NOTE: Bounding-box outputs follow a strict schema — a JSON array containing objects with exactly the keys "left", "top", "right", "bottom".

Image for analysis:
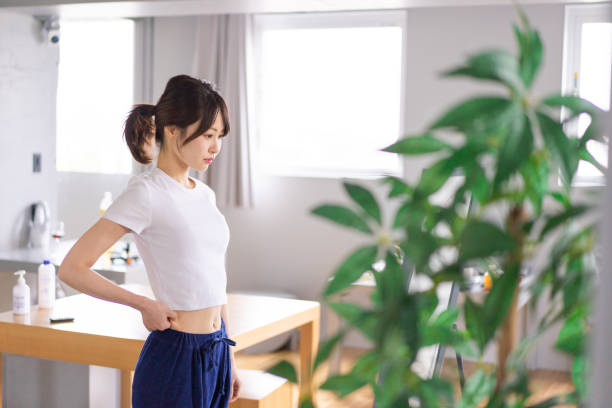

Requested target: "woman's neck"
[{"left": 156, "top": 153, "right": 193, "bottom": 188}]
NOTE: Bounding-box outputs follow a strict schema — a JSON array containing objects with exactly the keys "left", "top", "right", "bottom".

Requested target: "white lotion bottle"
[
  {"left": 13, "top": 270, "right": 31, "bottom": 315},
  {"left": 38, "top": 260, "right": 56, "bottom": 309}
]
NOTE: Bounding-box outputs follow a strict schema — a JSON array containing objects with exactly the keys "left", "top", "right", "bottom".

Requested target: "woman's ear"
[{"left": 163, "top": 125, "right": 178, "bottom": 141}]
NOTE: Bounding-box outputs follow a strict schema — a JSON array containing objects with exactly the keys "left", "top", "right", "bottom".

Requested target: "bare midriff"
[{"left": 169, "top": 304, "right": 224, "bottom": 334}]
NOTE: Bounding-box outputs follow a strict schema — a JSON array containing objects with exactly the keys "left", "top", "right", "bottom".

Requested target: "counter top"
[{"left": 0, "top": 238, "right": 143, "bottom": 274}]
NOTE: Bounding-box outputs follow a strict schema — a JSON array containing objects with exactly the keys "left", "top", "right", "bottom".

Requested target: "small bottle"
[
  {"left": 571, "top": 72, "right": 579, "bottom": 97},
  {"left": 38, "top": 260, "right": 56, "bottom": 309},
  {"left": 484, "top": 272, "right": 493, "bottom": 292},
  {"left": 99, "top": 192, "right": 113, "bottom": 216},
  {"left": 13, "top": 270, "right": 31, "bottom": 315}
]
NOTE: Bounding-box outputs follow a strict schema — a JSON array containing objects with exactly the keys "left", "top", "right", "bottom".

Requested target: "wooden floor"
[{"left": 234, "top": 346, "right": 575, "bottom": 408}]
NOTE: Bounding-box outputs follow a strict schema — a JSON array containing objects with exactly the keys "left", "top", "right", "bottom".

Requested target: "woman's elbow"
[{"left": 57, "top": 261, "right": 74, "bottom": 284}]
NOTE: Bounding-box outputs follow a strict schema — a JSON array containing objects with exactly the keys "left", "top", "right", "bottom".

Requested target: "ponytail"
[{"left": 123, "top": 104, "right": 156, "bottom": 165}]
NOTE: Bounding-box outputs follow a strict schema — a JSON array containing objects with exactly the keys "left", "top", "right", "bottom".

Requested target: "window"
[
  {"left": 251, "top": 10, "right": 407, "bottom": 179},
  {"left": 56, "top": 18, "right": 135, "bottom": 174},
  {"left": 563, "top": 4, "right": 612, "bottom": 186}
]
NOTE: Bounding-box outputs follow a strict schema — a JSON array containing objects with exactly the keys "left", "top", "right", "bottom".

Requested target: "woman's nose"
[{"left": 211, "top": 139, "right": 221, "bottom": 153}]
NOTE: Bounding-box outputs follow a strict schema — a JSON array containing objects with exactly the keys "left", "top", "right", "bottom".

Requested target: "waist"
[{"left": 170, "top": 304, "right": 224, "bottom": 334}]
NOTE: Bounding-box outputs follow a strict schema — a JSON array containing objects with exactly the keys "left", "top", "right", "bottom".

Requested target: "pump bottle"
[{"left": 13, "top": 270, "right": 31, "bottom": 315}]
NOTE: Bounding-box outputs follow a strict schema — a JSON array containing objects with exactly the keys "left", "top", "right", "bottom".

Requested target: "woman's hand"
[
  {"left": 138, "top": 297, "right": 178, "bottom": 331},
  {"left": 229, "top": 357, "right": 242, "bottom": 403}
]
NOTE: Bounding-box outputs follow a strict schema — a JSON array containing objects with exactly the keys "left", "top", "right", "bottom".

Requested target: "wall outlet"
[{"left": 33, "top": 153, "right": 41, "bottom": 173}]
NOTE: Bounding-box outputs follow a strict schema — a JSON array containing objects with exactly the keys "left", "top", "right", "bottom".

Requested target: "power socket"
[{"left": 33, "top": 153, "right": 41, "bottom": 173}]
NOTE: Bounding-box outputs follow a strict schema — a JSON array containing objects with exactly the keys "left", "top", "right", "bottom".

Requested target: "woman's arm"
[{"left": 58, "top": 218, "right": 150, "bottom": 311}]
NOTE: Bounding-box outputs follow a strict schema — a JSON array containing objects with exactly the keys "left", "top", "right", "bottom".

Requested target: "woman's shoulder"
[
  {"left": 121, "top": 171, "right": 154, "bottom": 198},
  {"left": 126, "top": 172, "right": 147, "bottom": 186}
]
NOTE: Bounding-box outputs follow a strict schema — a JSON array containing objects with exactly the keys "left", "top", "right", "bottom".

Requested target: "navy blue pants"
[{"left": 132, "top": 317, "right": 237, "bottom": 408}]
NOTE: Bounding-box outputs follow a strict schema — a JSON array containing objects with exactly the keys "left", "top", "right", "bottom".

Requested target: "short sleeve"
[
  {"left": 209, "top": 188, "right": 216, "bottom": 206},
  {"left": 102, "top": 176, "right": 151, "bottom": 234}
]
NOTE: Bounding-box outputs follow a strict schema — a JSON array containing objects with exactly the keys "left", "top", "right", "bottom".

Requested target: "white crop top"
[{"left": 102, "top": 166, "right": 230, "bottom": 310}]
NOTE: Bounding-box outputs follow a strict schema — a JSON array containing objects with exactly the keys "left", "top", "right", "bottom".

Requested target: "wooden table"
[{"left": 0, "top": 283, "right": 320, "bottom": 408}]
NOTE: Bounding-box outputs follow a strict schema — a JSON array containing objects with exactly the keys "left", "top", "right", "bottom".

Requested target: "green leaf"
[
  {"left": 319, "top": 373, "right": 368, "bottom": 398},
  {"left": 400, "top": 228, "right": 439, "bottom": 271},
  {"left": 415, "top": 142, "right": 487, "bottom": 198},
  {"left": 392, "top": 201, "right": 411, "bottom": 229},
  {"left": 423, "top": 307, "right": 475, "bottom": 357},
  {"left": 539, "top": 204, "right": 589, "bottom": 239},
  {"left": 313, "top": 328, "right": 348, "bottom": 372},
  {"left": 431, "top": 307, "right": 460, "bottom": 327},
  {"left": 549, "top": 191, "right": 570, "bottom": 209},
  {"left": 541, "top": 94, "right": 602, "bottom": 121},
  {"left": 343, "top": 182, "right": 382, "bottom": 225},
  {"left": 513, "top": 20, "right": 543, "bottom": 89},
  {"left": 420, "top": 378, "right": 454, "bottom": 406},
  {"left": 457, "top": 369, "right": 496, "bottom": 408},
  {"left": 459, "top": 220, "right": 517, "bottom": 261},
  {"left": 464, "top": 298, "right": 486, "bottom": 352},
  {"left": 520, "top": 151, "right": 549, "bottom": 215},
  {"left": 324, "top": 245, "right": 378, "bottom": 297},
  {"left": 266, "top": 360, "right": 298, "bottom": 383},
  {"left": 382, "top": 132, "right": 451, "bottom": 155},
  {"left": 555, "top": 312, "right": 586, "bottom": 355},
  {"left": 349, "top": 350, "right": 380, "bottom": 381},
  {"left": 328, "top": 301, "right": 365, "bottom": 325},
  {"left": 429, "top": 96, "right": 512, "bottom": 131},
  {"left": 482, "top": 264, "right": 520, "bottom": 343},
  {"left": 414, "top": 157, "right": 457, "bottom": 198},
  {"left": 578, "top": 146, "right": 607, "bottom": 174},
  {"left": 580, "top": 119, "right": 605, "bottom": 146},
  {"left": 299, "top": 399, "right": 315, "bottom": 408},
  {"left": 494, "top": 113, "right": 532, "bottom": 188},
  {"left": 572, "top": 355, "right": 588, "bottom": 401},
  {"left": 374, "top": 251, "right": 409, "bottom": 309},
  {"left": 464, "top": 162, "right": 489, "bottom": 203},
  {"left": 311, "top": 204, "right": 372, "bottom": 234},
  {"left": 536, "top": 112, "right": 578, "bottom": 187},
  {"left": 380, "top": 176, "right": 414, "bottom": 198},
  {"left": 443, "top": 49, "right": 523, "bottom": 92}
]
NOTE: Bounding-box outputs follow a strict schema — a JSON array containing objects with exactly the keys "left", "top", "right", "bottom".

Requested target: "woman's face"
[{"left": 173, "top": 113, "right": 225, "bottom": 172}]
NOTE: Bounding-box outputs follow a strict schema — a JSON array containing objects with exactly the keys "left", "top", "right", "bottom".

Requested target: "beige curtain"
[{"left": 189, "top": 14, "right": 255, "bottom": 209}]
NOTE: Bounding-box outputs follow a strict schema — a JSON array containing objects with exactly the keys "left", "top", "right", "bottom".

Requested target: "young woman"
[{"left": 58, "top": 74, "right": 242, "bottom": 408}]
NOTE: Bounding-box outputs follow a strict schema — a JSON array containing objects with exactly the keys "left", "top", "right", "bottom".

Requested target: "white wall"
[
  {"left": 0, "top": 11, "right": 58, "bottom": 250},
  {"left": 0, "top": 9, "right": 90, "bottom": 408}
]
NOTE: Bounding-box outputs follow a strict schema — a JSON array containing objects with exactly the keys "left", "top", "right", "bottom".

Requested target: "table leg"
[
  {"left": 121, "top": 369, "right": 133, "bottom": 408},
  {"left": 299, "top": 316, "right": 320, "bottom": 405},
  {"left": 0, "top": 352, "right": 2, "bottom": 405}
]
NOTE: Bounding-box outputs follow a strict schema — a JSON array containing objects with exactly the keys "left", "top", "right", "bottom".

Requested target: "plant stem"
[
  {"left": 496, "top": 204, "right": 526, "bottom": 391},
  {"left": 496, "top": 285, "right": 519, "bottom": 388}
]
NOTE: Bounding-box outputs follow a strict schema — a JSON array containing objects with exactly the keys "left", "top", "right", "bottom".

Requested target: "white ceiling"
[{"left": 1, "top": 0, "right": 610, "bottom": 19}]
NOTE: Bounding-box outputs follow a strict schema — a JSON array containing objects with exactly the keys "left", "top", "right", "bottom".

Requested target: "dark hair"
[{"left": 123, "top": 74, "right": 230, "bottom": 165}]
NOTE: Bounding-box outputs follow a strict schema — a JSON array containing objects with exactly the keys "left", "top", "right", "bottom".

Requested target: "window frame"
[
  {"left": 251, "top": 9, "right": 408, "bottom": 180},
  {"left": 562, "top": 3, "right": 612, "bottom": 187}
]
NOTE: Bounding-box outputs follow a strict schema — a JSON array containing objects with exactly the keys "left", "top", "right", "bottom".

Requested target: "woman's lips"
[{"left": 205, "top": 158, "right": 213, "bottom": 163}]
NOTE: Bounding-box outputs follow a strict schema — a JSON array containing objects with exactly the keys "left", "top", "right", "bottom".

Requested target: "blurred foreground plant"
[{"left": 267, "top": 5, "right": 605, "bottom": 407}]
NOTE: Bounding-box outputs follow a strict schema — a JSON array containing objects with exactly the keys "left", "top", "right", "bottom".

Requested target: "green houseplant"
[{"left": 267, "top": 5, "right": 605, "bottom": 407}]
